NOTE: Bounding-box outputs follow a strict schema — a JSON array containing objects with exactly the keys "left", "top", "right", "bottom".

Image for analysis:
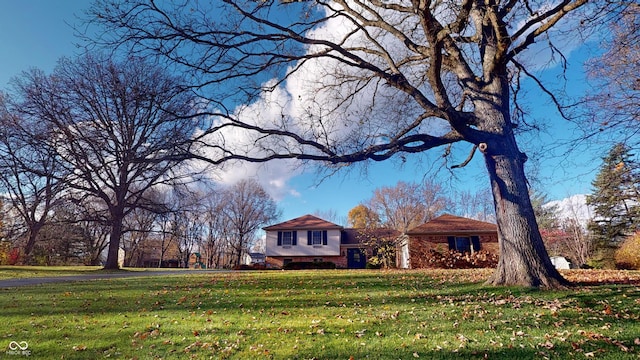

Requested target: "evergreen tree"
[
  {"left": 587, "top": 143, "right": 640, "bottom": 268},
  {"left": 531, "top": 190, "right": 559, "bottom": 231}
]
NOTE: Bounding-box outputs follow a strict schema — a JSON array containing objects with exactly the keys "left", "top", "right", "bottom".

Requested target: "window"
[
  {"left": 282, "top": 232, "right": 293, "bottom": 246},
  {"left": 307, "top": 230, "right": 328, "bottom": 246},
  {"left": 447, "top": 236, "right": 481, "bottom": 254},
  {"left": 277, "top": 231, "right": 297, "bottom": 247},
  {"left": 312, "top": 231, "right": 322, "bottom": 245}
]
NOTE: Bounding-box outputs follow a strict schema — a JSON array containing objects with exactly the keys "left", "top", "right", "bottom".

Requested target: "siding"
[{"left": 265, "top": 229, "right": 341, "bottom": 256}]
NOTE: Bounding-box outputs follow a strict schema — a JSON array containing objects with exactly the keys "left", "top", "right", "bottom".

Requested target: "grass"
[
  {"left": 1, "top": 269, "right": 639, "bottom": 359},
  {"left": 0, "top": 265, "right": 190, "bottom": 280}
]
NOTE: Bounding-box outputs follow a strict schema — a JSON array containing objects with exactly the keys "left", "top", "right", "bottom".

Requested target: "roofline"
[
  {"left": 263, "top": 224, "right": 344, "bottom": 231},
  {"left": 406, "top": 229, "right": 497, "bottom": 235}
]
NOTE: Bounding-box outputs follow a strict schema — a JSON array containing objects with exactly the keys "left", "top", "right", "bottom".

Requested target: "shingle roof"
[
  {"left": 263, "top": 214, "right": 343, "bottom": 231},
  {"left": 407, "top": 214, "right": 497, "bottom": 234}
]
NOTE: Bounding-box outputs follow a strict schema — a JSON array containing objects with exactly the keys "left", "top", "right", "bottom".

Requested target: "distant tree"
[
  {"left": 533, "top": 190, "right": 563, "bottom": 257},
  {"left": 583, "top": 4, "right": 639, "bottom": 147},
  {"left": 180, "top": 201, "right": 207, "bottom": 268},
  {"left": 151, "top": 188, "right": 206, "bottom": 268},
  {"left": 57, "top": 197, "right": 111, "bottom": 266},
  {"left": 367, "top": 181, "right": 448, "bottom": 233},
  {"left": 199, "top": 189, "right": 232, "bottom": 269},
  {"left": 347, "top": 204, "right": 381, "bottom": 229},
  {"left": 450, "top": 189, "right": 495, "bottom": 223},
  {"left": 0, "top": 198, "right": 4, "bottom": 239},
  {"left": 122, "top": 205, "right": 158, "bottom": 267},
  {"left": 219, "top": 179, "right": 280, "bottom": 267},
  {"left": 9, "top": 54, "right": 200, "bottom": 269},
  {"left": 347, "top": 204, "right": 395, "bottom": 268},
  {"left": 560, "top": 217, "right": 591, "bottom": 268},
  {"left": 587, "top": 143, "right": 640, "bottom": 268},
  {"left": 35, "top": 207, "right": 90, "bottom": 266},
  {"left": 531, "top": 191, "right": 559, "bottom": 231},
  {"left": 155, "top": 210, "right": 180, "bottom": 268},
  {"left": 312, "top": 209, "right": 344, "bottom": 226}
]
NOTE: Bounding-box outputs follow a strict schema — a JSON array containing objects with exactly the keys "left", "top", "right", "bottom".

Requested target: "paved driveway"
[{"left": 0, "top": 269, "right": 226, "bottom": 288}]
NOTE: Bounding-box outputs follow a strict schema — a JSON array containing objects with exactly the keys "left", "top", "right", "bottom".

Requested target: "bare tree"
[
  {"left": 219, "top": 179, "right": 280, "bottom": 267},
  {"left": 561, "top": 218, "right": 591, "bottom": 267},
  {"left": 367, "top": 181, "right": 448, "bottom": 233},
  {"left": 179, "top": 205, "right": 207, "bottom": 268},
  {"left": 88, "top": 0, "right": 623, "bottom": 286},
  {"left": 450, "top": 189, "right": 495, "bottom": 223},
  {"left": 312, "top": 209, "right": 345, "bottom": 226},
  {"left": 0, "top": 94, "right": 66, "bottom": 263},
  {"left": 122, "top": 206, "right": 158, "bottom": 267},
  {"left": 198, "top": 190, "right": 227, "bottom": 268},
  {"left": 8, "top": 54, "right": 200, "bottom": 269}
]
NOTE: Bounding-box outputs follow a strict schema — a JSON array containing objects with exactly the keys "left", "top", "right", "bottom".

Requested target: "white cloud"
[{"left": 545, "top": 194, "right": 593, "bottom": 227}]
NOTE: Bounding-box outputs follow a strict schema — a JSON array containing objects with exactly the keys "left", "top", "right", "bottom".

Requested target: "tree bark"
[
  {"left": 21, "top": 224, "right": 42, "bottom": 264},
  {"left": 103, "top": 216, "right": 123, "bottom": 270},
  {"left": 483, "top": 143, "right": 569, "bottom": 288}
]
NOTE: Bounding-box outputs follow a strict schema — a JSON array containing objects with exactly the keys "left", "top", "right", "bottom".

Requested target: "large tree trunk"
[
  {"left": 482, "top": 141, "right": 569, "bottom": 288},
  {"left": 103, "top": 217, "right": 123, "bottom": 270},
  {"left": 470, "top": 62, "right": 569, "bottom": 288},
  {"left": 21, "top": 222, "right": 44, "bottom": 265}
]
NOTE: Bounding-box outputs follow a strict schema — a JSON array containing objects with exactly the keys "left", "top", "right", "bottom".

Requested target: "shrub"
[
  {"left": 615, "top": 232, "right": 640, "bottom": 270},
  {"left": 232, "top": 263, "right": 267, "bottom": 270},
  {"left": 366, "top": 262, "right": 382, "bottom": 269},
  {"left": 283, "top": 261, "right": 336, "bottom": 270},
  {"left": 422, "top": 249, "right": 498, "bottom": 269},
  {"left": 0, "top": 246, "right": 22, "bottom": 265}
]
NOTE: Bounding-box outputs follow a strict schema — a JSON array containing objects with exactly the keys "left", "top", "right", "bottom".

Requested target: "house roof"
[
  {"left": 341, "top": 228, "right": 402, "bottom": 245},
  {"left": 407, "top": 214, "right": 497, "bottom": 234},
  {"left": 263, "top": 214, "right": 344, "bottom": 231}
]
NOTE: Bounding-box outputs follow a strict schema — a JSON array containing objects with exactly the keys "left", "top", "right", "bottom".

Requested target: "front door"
[{"left": 347, "top": 248, "right": 366, "bottom": 269}]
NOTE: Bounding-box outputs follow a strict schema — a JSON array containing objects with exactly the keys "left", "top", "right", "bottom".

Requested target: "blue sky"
[{"left": 0, "top": 1, "right": 606, "bottom": 224}]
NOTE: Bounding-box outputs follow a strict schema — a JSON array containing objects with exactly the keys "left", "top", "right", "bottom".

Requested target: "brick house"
[
  {"left": 264, "top": 214, "right": 400, "bottom": 269},
  {"left": 402, "top": 214, "right": 499, "bottom": 269}
]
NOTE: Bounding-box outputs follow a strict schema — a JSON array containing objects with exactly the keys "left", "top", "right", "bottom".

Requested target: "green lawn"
[
  {"left": 0, "top": 265, "right": 188, "bottom": 280},
  {"left": 1, "top": 269, "right": 639, "bottom": 359},
  {"left": 0, "top": 265, "right": 105, "bottom": 280}
]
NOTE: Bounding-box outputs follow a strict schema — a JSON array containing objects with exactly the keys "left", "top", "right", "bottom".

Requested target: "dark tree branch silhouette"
[{"left": 87, "top": 0, "right": 623, "bottom": 286}]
